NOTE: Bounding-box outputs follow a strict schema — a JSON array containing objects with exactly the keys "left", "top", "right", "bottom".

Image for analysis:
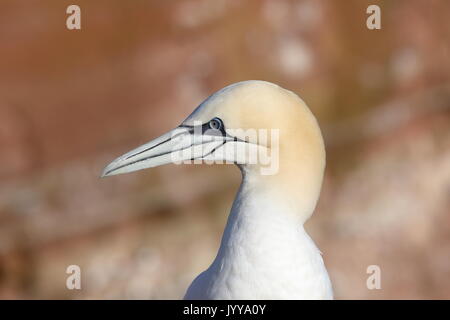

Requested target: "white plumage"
[
  {"left": 102, "top": 80, "right": 333, "bottom": 299},
  {"left": 185, "top": 180, "right": 332, "bottom": 299}
]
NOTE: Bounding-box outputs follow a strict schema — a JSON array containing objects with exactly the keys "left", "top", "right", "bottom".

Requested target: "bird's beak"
[{"left": 101, "top": 125, "right": 229, "bottom": 177}]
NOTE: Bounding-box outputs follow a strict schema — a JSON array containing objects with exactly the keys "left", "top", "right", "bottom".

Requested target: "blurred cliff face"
[{"left": 0, "top": 0, "right": 449, "bottom": 299}]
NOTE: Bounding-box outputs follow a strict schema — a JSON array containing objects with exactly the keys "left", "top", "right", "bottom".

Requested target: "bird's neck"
[
  {"left": 218, "top": 176, "right": 306, "bottom": 253},
  {"left": 208, "top": 172, "right": 331, "bottom": 299},
  {"left": 218, "top": 171, "right": 316, "bottom": 255}
]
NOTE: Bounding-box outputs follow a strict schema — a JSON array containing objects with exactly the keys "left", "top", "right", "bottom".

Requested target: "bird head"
[{"left": 102, "top": 80, "right": 324, "bottom": 181}]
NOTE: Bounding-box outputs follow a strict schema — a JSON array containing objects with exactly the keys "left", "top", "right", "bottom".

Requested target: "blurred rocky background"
[{"left": 0, "top": 0, "right": 449, "bottom": 299}]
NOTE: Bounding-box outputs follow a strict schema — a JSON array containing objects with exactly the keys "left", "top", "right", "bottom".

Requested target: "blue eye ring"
[{"left": 209, "top": 118, "right": 223, "bottom": 131}]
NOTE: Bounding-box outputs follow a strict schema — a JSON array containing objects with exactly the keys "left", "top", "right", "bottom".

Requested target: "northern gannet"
[{"left": 102, "top": 80, "right": 333, "bottom": 299}]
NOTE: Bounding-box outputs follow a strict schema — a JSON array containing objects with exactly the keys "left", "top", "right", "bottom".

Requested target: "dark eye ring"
[{"left": 209, "top": 118, "right": 223, "bottom": 130}]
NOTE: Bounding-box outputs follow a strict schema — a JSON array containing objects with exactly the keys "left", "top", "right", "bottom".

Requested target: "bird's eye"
[{"left": 209, "top": 118, "right": 223, "bottom": 131}]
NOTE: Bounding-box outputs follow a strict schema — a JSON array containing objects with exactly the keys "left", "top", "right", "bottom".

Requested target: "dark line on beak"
[
  {"left": 189, "top": 140, "right": 227, "bottom": 161},
  {"left": 125, "top": 129, "right": 192, "bottom": 160},
  {"left": 107, "top": 119, "right": 256, "bottom": 176},
  {"left": 104, "top": 138, "right": 223, "bottom": 176}
]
